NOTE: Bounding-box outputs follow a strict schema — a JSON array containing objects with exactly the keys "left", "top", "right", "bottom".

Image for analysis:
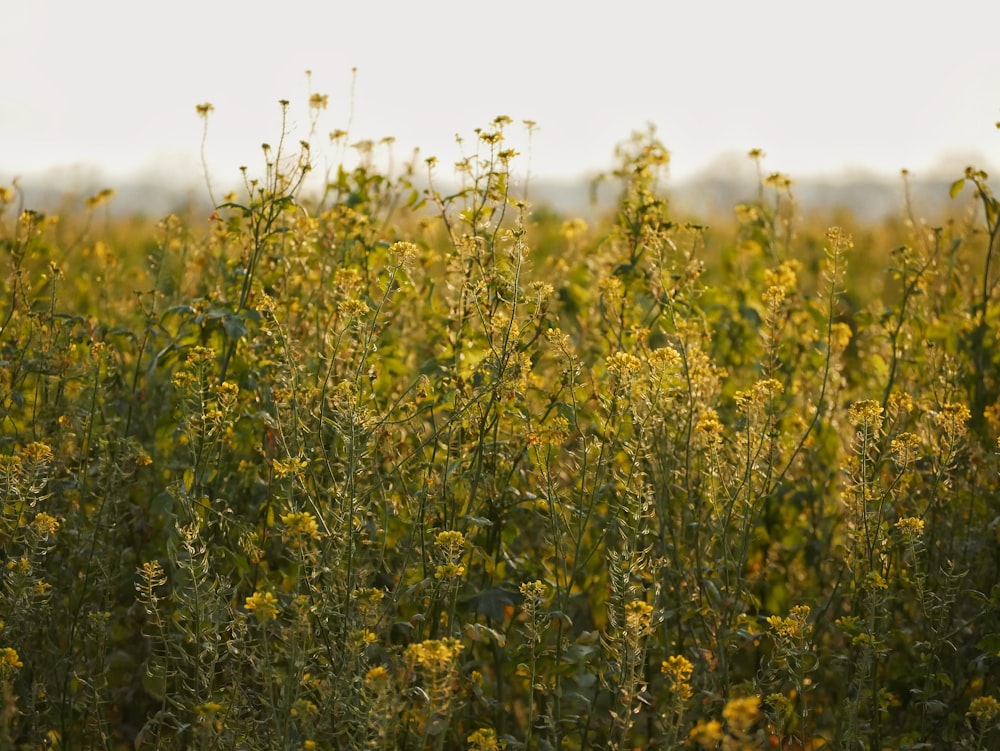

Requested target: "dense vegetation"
[{"left": 1, "top": 102, "right": 999, "bottom": 750}]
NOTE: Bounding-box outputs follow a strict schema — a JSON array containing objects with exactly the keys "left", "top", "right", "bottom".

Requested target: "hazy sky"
[{"left": 2, "top": 0, "right": 999, "bottom": 188}]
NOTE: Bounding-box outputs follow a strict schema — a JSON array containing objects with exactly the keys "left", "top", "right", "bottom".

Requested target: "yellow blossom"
[
  {"left": 895, "top": 516, "right": 925, "bottom": 540},
  {"left": 688, "top": 719, "right": 724, "bottom": 746},
  {"left": 273, "top": 457, "right": 308, "bottom": 479},
  {"left": 0, "top": 647, "right": 23, "bottom": 669},
  {"left": 623, "top": 599, "right": 654, "bottom": 634},
  {"left": 32, "top": 512, "right": 60, "bottom": 538},
  {"left": 932, "top": 402, "right": 971, "bottom": 442},
  {"left": 889, "top": 432, "right": 922, "bottom": 468},
  {"left": 767, "top": 604, "right": 810, "bottom": 642},
  {"left": 723, "top": 695, "right": 761, "bottom": 735},
  {"left": 281, "top": 510, "right": 321, "bottom": 540},
  {"left": 467, "top": 728, "right": 505, "bottom": 751},
  {"left": 606, "top": 351, "right": 643, "bottom": 380},
  {"left": 849, "top": 400, "right": 884, "bottom": 432},
  {"left": 968, "top": 695, "right": 1000, "bottom": 724},
  {"left": 662, "top": 654, "right": 694, "bottom": 702},
  {"left": 245, "top": 591, "right": 279, "bottom": 623},
  {"left": 21, "top": 441, "right": 54, "bottom": 465}
]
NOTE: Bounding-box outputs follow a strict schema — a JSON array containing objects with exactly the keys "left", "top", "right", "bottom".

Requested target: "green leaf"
[{"left": 949, "top": 178, "right": 966, "bottom": 199}]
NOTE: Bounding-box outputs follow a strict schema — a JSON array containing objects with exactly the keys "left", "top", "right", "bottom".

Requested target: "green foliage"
[{"left": 1, "top": 101, "right": 999, "bottom": 751}]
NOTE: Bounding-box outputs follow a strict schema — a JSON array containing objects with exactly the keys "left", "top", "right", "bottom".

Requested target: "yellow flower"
[
  {"left": 606, "top": 351, "right": 643, "bottom": 380},
  {"left": 434, "top": 531, "right": 467, "bottom": 554},
  {"left": 694, "top": 410, "right": 725, "bottom": 449},
  {"left": 662, "top": 655, "right": 693, "bottom": 681},
  {"left": 281, "top": 511, "right": 321, "bottom": 540},
  {"left": 688, "top": 719, "right": 724, "bottom": 746},
  {"left": 21, "top": 441, "right": 54, "bottom": 465},
  {"left": 32, "top": 512, "right": 60, "bottom": 538},
  {"left": 863, "top": 571, "right": 888, "bottom": 592},
  {"left": 969, "top": 695, "right": 1000, "bottom": 724},
  {"left": 849, "top": 400, "right": 884, "bottom": 432},
  {"left": 661, "top": 655, "right": 694, "bottom": 702},
  {"left": 0, "top": 647, "right": 23, "bottom": 669},
  {"left": 766, "top": 605, "right": 810, "bottom": 642},
  {"left": 723, "top": 695, "right": 761, "bottom": 735},
  {"left": 244, "top": 591, "right": 279, "bottom": 623},
  {"left": 364, "top": 665, "right": 389, "bottom": 689},
  {"left": 467, "top": 727, "right": 505, "bottom": 750},
  {"left": 825, "top": 226, "right": 854, "bottom": 252},
  {"left": 273, "top": 457, "right": 308, "bottom": 479},
  {"left": 623, "top": 599, "right": 654, "bottom": 634},
  {"left": 895, "top": 516, "right": 925, "bottom": 539},
  {"left": 889, "top": 432, "right": 922, "bottom": 468},
  {"left": 388, "top": 241, "right": 419, "bottom": 268},
  {"left": 932, "top": 402, "right": 971, "bottom": 442}
]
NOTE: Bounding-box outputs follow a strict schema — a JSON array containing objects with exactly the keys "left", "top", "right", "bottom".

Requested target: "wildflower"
[
  {"left": 337, "top": 297, "right": 369, "bottom": 319},
  {"left": 216, "top": 380, "right": 239, "bottom": 405},
  {"left": 405, "top": 638, "right": 463, "bottom": 668},
  {"left": 895, "top": 516, "right": 925, "bottom": 540},
  {"left": 31, "top": 512, "right": 60, "bottom": 538},
  {"left": 405, "top": 638, "right": 464, "bottom": 706},
  {"left": 849, "top": 400, "right": 884, "bottom": 433},
  {"left": 354, "top": 587, "right": 385, "bottom": 618},
  {"left": 825, "top": 226, "right": 854, "bottom": 252},
  {"left": 723, "top": 695, "right": 761, "bottom": 736},
  {"left": 598, "top": 275, "right": 624, "bottom": 300},
  {"left": 364, "top": 665, "right": 389, "bottom": 689},
  {"left": 434, "top": 530, "right": 468, "bottom": 580},
  {"left": 468, "top": 728, "right": 505, "bottom": 750},
  {"left": 735, "top": 378, "right": 783, "bottom": 414},
  {"left": 889, "top": 432, "right": 922, "bottom": 468},
  {"left": 830, "top": 321, "right": 853, "bottom": 351},
  {"left": 272, "top": 457, "right": 308, "bottom": 479},
  {"left": 623, "top": 599, "right": 654, "bottom": 634},
  {"left": 434, "top": 530, "right": 468, "bottom": 560},
  {"left": 606, "top": 351, "right": 643, "bottom": 381},
  {"left": 863, "top": 571, "right": 888, "bottom": 592},
  {"left": 388, "top": 240, "right": 419, "bottom": 268},
  {"left": 281, "top": 510, "right": 321, "bottom": 540},
  {"left": 968, "top": 695, "right": 1000, "bottom": 724},
  {"left": 528, "top": 280, "right": 555, "bottom": 300},
  {"left": 185, "top": 346, "right": 216, "bottom": 366},
  {"left": 932, "top": 402, "right": 971, "bottom": 442},
  {"left": 21, "top": 441, "right": 54, "bottom": 465},
  {"left": 519, "top": 580, "right": 546, "bottom": 602},
  {"left": 688, "top": 719, "right": 724, "bottom": 746},
  {"left": 695, "top": 410, "right": 725, "bottom": 449},
  {"left": 245, "top": 591, "right": 279, "bottom": 624},
  {"left": 767, "top": 604, "right": 810, "bottom": 642},
  {"left": 762, "top": 259, "right": 801, "bottom": 303},
  {"left": 195, "top": 102, "right": 214, "bottom": 117},
  {"left": 648, "top": 346, "right": 682, "bottom": 373},
  {"left": 172, "top": 371, "right": 196, "bottom": 390},
  {"left": 561, "top": 217, "right": 588, "bottom": 242},
  {"left": 661, "top": 655, "right": 694, "bottom": 702},
  {"left": 0, "top": 648, "right": 22, "bottom": 669},
  {"left": 291, "top": 698, "right": 318, "bottom": 717}
]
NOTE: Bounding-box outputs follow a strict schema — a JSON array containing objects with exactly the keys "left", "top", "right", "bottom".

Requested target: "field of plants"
[{"left": 1, "top": 101, "right": 999, "bottom": 750}]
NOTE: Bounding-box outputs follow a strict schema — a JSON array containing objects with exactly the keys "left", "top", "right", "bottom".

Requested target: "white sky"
[{"left": 2, "top": 0, "right": 999, "bottom": 188}]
